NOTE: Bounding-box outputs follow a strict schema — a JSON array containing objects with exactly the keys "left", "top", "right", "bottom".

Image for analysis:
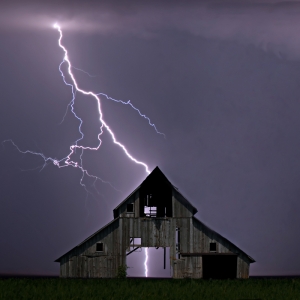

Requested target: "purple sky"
[{"left": 1, "top": 0, "right": 300, "bottom": 276}]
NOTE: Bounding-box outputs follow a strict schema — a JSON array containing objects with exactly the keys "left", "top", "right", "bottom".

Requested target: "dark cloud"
[{"left": 2, "top": 1, "right": 300, "bottom": 59}]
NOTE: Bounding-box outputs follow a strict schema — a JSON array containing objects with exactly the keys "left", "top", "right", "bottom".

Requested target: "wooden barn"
[{"left": 55, "top": 167, "right": 255, "bottom": 278}]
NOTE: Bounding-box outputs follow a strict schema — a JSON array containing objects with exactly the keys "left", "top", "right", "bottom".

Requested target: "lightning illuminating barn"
[{"left": 55, "top": 167, "right": 255, "bottom": 279}]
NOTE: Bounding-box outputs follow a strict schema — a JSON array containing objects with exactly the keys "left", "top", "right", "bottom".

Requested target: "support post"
[{"left": 164, "top": 247, "right": 166, "bottom": 269}]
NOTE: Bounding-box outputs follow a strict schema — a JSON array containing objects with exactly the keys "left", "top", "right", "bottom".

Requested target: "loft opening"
[{"left": 139, "top": 171, "right": 172, "bottom": 217}]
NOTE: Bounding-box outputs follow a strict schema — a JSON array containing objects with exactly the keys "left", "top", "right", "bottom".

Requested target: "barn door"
[{"left": 202, "top": 255, "right": 237, "bottom": 279}]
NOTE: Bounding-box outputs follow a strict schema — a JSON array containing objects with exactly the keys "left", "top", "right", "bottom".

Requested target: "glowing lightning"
[
  {"left": 72, "top": 66, "right": 97, "bottom": 78},
  {"left": 3, "top": 23, "right": 159, "bottom": 276},
  {"left": 144, "top": 248, "right": 148, "bottom": 277},
  {"left": 52, "top": 23, "right": 151, "bottom": 174},
  {"left": 95, "top": 93, "right": 165, "bottom": 138},
  {"left": 2, "top": 22, "right": 168, "bottom": 201},
  {"left": 53, "top": 19, "right": 152, "bottom": 275}
]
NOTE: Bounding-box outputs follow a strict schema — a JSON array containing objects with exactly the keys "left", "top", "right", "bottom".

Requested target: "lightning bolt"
[
  {"left": 72, "top": 66, "right": 97, "bottom": 78},
  {"left": 95, "top": 93, "right": 165, "bottom": 138},
  {"left": 54, "top": 22, "right": 155, "bottom": 277},
  {"left": 53, "top": 23, "right": 151, "bottom": 174},
  {"left": 144, "top": 248, "right": 148, "bottom": 277},
  {"left": 3, "top": 22, "right": 166, "bottom": 189},
  {"left": 4, "top": 24, "right": 161, "bottom": 275}
]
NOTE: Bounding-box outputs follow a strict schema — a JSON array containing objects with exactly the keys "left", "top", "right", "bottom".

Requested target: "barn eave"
[{"left": 54, "top": 217, "right": 120, "bottom": 263}]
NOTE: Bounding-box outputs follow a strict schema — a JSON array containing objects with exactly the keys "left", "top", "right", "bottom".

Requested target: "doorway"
[
  {"left": 202, "top": 255, "right": 237, "bottom": 279},
  {"left": 126, "top": 247, "right": 171, "bottom": 278}
]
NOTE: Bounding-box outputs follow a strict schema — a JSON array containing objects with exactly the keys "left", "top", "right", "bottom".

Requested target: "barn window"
[
  {"left": 127, "top": 203, "right": 134, "bottom": 213},
  {"left": 96, "top": 242, "right": 103, "bottom": 252},
  {"left": 130, "top": 237, "right": 141, "bottom": 246},
  {"left": 210, "top": 242, "right": 217, "bottom": 252}
]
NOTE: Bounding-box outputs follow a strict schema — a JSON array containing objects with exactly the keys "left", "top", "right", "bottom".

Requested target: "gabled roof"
[
  {"left": 56, "top": 167, "right": 255, "bottom": 264},
  {"left": 54, "top": 217, "right": 119, "bottom": 262},
  {"left": 192, "top": 216, "right": 255, "bottom": 263},
  {"left": 55, "top": 167, "right": 198, "bottom": 263},
  {"left": 113, "top": 166, "right": 198, "bottom": 214}
]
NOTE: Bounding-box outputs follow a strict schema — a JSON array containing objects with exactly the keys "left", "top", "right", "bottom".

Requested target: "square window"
[
  {"left": 96, "top": 242, "right": 103, "bottom": 252},
  {"left": 127, "top": 203, "right": 134, "bottom": 213},
  {"left": 129, "top": 237, "right": 141, "bottom": 250},
  {"left": 210, "top": 242, "right": 217, "bottom": 252},
  {"left": 130, "top": 237, "right": 141, "bottom": 245}
]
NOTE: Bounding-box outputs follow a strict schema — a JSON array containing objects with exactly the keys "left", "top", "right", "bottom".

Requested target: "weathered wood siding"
[
  {"left": 172, "top": 189, "right": 195, "bottom": 218},
  {"left": 170, "top": 217, "right": 252, "bottom": 278},
  {"left": 58, "top": 182, "right": 253, "bottom": 279},
  {"left": 60, "top": 215, "right": 252, "bottom": 278},
  {"left": 237, "top": 254, "right": 250, "bottom": 278},
  {"left": 116, "top": 191, "right": 139, "bottom": 218},
  {"left": 60, "top": 218, "right": 120, "bottom": 278}
]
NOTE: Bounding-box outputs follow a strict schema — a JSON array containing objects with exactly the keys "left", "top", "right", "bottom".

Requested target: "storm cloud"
[{"left": 2, "top": 1, "right": 300, "bottom": 59}]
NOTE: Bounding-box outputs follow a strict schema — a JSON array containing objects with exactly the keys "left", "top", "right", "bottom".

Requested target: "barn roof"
[
  {"left": 192, "top": 216, "right": 255, "bottom": 263},
  {"left": 113, "top": 166, "right": 198, "bottom": 215},
  {"left": 55, "top": 167, "right": 254, "bottom": 264},
  {"left": 54, "top": 217, "right": 119, "bottom": 262},
  {"left": 55, "top": 167, "right": 198, "bottom": 263}
]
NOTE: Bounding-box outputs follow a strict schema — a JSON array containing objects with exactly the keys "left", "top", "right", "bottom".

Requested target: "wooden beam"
[
  {"left": 126, "top": 247, "right": 140, "bottom": 256},
  {"left": 180, "top": 252, "right": 238, "bottom": 257}
]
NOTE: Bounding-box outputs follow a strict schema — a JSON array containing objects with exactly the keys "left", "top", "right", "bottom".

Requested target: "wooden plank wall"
[
  {"left": 59, "top": 192, "right": 252, "bottom": 278},
  {"left": 116, "top": 192, "right": 139, "bottom": 218},
  {"left": 60, "top": 218, "right": 121, "bottom": 278},
  {"left": 172, "top": 190, "right": 195, "bottom": 218},
  {"left": 176, "top": 217, "right": 252, "bottom": 279}
]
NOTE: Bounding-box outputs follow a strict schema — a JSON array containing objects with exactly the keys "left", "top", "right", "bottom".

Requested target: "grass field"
[{"left": 0, "top": 278, "right": 299, "bottom": 300}]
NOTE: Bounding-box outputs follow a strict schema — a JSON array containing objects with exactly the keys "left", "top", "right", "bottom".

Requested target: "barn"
[{"left": 55, "top": 167, "right": 255, "bottom": 278}]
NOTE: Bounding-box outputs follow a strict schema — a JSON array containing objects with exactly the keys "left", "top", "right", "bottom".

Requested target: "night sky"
[{"left": 1, "top": 0, "right": 300, "bottom": 277}]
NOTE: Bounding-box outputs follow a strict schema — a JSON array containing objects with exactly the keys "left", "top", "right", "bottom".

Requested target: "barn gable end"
[{"left": 55, "top": 166, "right": 254, "bottom": 279}]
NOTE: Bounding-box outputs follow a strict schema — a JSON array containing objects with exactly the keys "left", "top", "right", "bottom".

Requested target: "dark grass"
[{"left": 0, "top": 278, "right": 300, "bottom": 300}]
